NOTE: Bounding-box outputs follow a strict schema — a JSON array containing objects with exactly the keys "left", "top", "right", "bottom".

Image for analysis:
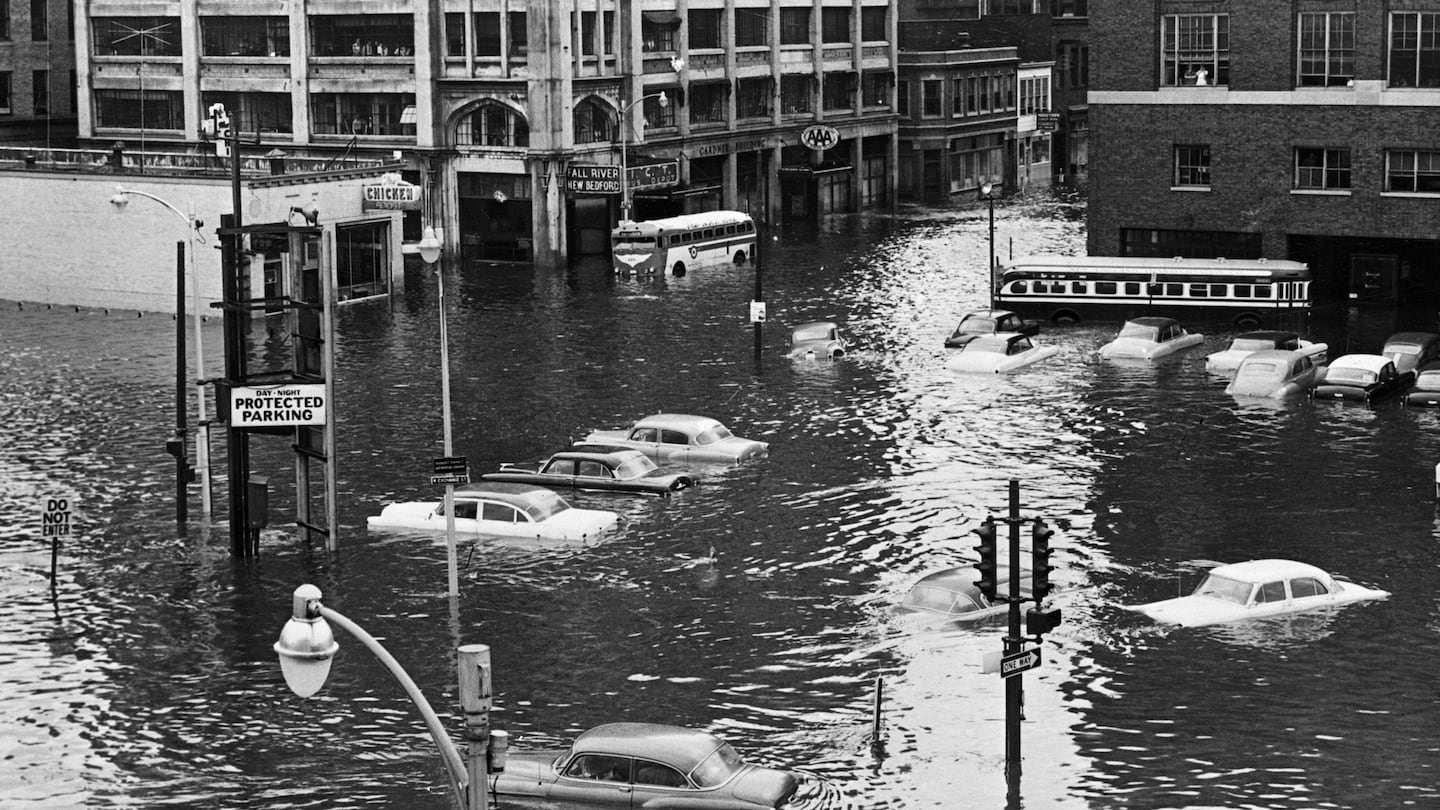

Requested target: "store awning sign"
[{"left": 362, "top": 179, "right": 422, "bottom": 210}]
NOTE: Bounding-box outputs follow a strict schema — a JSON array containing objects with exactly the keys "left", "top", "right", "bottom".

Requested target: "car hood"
[
  {"left": 543, "top": 508, "right": 619, "bottom": 537},
  {"left": 1125, "top": 596, "right": 1241, "bottom": 627},
  {"left": 728, "top": 766, "right": 800, "bottom": 807}
]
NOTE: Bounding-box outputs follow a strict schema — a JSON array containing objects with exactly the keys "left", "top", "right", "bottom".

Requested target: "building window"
[
  {"left": 736, "top": 8, "right": 769, "bottom": 48},
  {"left": 1120, "top": 228, "right": 1261, "bottom": 259},
  {"left": 1174, "top": 144, "right": 1211, "bottom": 187},
  {"left": 1386, "top": 149, "right": 1440, "bottom": 192},
  {"left": 94, "top": 17, "right": 181, "bottom": 56},
  {"left": 1389, "top": 13, "right": 1440, "bottom": 88},
  {"left": 643, "top": 91, "right": 676, "bottom": 128},
  {"left": 202, "top": 17, "right": 289, "bottom": 57},
  {"left": 642, "top": 13, "right": 678, "bottom": 52},
  {"left": 1, "top": 0, "right": 9, "bottom": 40},
  {"left": 1050, "top": 0, "right": 1086, "bottom": 18},
  {"left": 1019, "top": 74, "right": 1049, "bottom": 114},
  {"left": 861, "top": 7, "right": 885, "bottom": 41},
  {"left": 1298, "top": 12, "right": 1353, "bottom": 87},
  {"left": 1294, "top": 147, "right": 1350, "bottom": 190},
  {"left": 949, "top": 133, "right": 1005, "bottom": 193},
  {"left": 862, "top": 72, "right": 889, "bottom": 108},
  {"left": 896, "top": 79, "right": 908, "bottom": 116},
  {"left": 456, "top": 102, "right": 528, "bottom": 147},
  {"left": 1057, "top": 41, "right": 1088, "bottom": 89},
  {"left": 31, "top": 0, "right": 46, "bottom": 41},
  {"left": 508, "top": 12, "right": 527, "bottom": 56},
  {"left": 310, "top": 15, "right": 413, "bottom": 56},
  {"left": 573, "top": 97, "right": 611, "bottom": 144},
  {"left": 444, "top": 13, "right": 464, "bottom": 56},
  {"left": 203, "top": 91, "right": 293, "bottom": 133},
  {"left": 335, "top": 221, "right": 389, "bottom": 300},
  {"left": 921, "top": 79, "right": 942, "bottom": 117},
  {"left": 782, "top": 74, "right": 811, "bottom": 114},
  {"left": 94, "top": 88, "right": 184, "bottom": 129},
  {"left": 0, "top": 73, "right": 10, "bottom": 114},
  {"left": 1162, "top": 14, "right": 1229, "bottom": 86},
  {"left": 780, "top": 8, "right": 810, "bottom": 45},
  {"left": 311, "top": 93, "right": 415, "bottom": 136},
  {"left": 690, "top": 83, "right": 727, "bottom": 126},
  {"left": 689, "top": 9, "right": 721, "bottom": 50},
  {"left": 737, "top": 77, "right": 771, "bottom": 119},
  {"left": 31, "top": 70, "right": 47, "bottom": 114},
  {"left": 987, "top": 0, "right": 1033, "bottom": 14},
  {"left": 472, "top": 13, "right": 501, "bottom": 56},
  {"left": 823, "top": 72, "right": 853, "bottom": 111},
  {"left": 821, "top": 8, "right": 850, "bottom": 44}
]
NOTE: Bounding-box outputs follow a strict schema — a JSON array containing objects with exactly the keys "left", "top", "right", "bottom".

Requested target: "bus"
[
  {"left": 994, "top": 255, "right": 1313, "bottom": 329},
  {"left": 611, "top": 210, "right": 756, "bottom": 276}
]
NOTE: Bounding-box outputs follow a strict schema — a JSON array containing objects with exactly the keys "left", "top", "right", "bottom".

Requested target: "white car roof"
[
  {"left": 1209, "top": 558, "right": 1331, "bottom": 583},
  {"left": 1329, "top": 354, "right": 1390, "bottom": 374}
]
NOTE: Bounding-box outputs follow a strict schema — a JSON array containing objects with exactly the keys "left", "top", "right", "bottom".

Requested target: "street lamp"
[
  {"left": 274, "top": 584, "right": 496, "bottom": 809},
  {"left": 110, "top": 186, "right": 213, "bottom": 520},
  {"left": 980, "top": 181, "right": 998, "bottom": 310},
  {"left": 419, "top": 226, "right": 460, "bottom": 598},
  {"left": 618, "top": 91, "right": 669, "bottom": 225}
]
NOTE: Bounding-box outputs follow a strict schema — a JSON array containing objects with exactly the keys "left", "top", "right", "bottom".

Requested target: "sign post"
[{"left": 41, "top": 496, "right": 72, "bottom": 588}]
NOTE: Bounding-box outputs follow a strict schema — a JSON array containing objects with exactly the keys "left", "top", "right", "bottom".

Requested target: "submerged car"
[
  {"left": 366, "top": 482, "right": 618, "bottom": 540},
  {"left": 787, "top": 320, "right": 848, "bottom": 361},
  {"left": 1125, "top": 559, "right": 1389, "bottom": 628},
  {"left": 1313, "top": 353, "right": 1415, "bottom": 404},
  {"left": 480, "top": 446, "right": 697, "bottom": 496},
  {"left": 1097, "top": 316, "right": 1204, "bottom": 360},
  {"left": 898, "top": 566, "right": 1032, "bottom": 623},
  {"left": 943, "top": 309, "right": 1040, "bottom": 348},
  {"left": 1225, "top": 349, "right": 1323, "bottom": 399},
  {"left": 1380, "top": 330, "right": 1440, "bottom": 374},
  {"left": 490, "top": 722, "right": 801, "bottom": 810},
  {"left": 1206, "top": 330, "right": 1327, "bottom": 372},
  {"left": 1405, "top": 361, "right": 1440, "bottom": 407},
  {"left": 582, "top": 414, "right": 768, "bottom": 463},
  {"left": 947, "top": 332, "right": 1060, "bottom": 373}
]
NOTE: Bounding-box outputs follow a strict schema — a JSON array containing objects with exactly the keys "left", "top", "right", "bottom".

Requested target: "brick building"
[
  {"left": 0, "top": 0, "right": 78, "bottom": 145},
  {"left": 1089, "top": 3, "right": 1440, "bottom": 305}
]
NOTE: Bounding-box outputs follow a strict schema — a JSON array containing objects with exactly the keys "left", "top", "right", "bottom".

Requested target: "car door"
[
  {"left": 541, "top": 458, "right": 578, "bottom": 488},
  {"left": 479, "top": 500, "right": 523, "bottom": 537},
  {"left": 548, "top": 754, "right": 634, "bottom": 807},
  {"left": 659, "top": 428, "right": 693, "bottom": 462},
  {"left": 628, "top": 427, "right": 662, "bottom": 459},
  {"left": 1249, "top": 580, "right": 1288, "bottom": 619},
  {"left": 631, "top": 758, "right": 694, "bottom": 805},
  {"left": 1287, "top": 575, "right": 1337, "bottom": 617}
]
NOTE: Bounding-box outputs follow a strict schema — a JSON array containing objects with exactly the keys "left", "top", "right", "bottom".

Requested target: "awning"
[{"left": 642, "top": 10, "right": 682, "bottom": 26}]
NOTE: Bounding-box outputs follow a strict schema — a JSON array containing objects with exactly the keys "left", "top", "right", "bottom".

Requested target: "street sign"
[
  {"left": 41, "top": 496, "right": 72, "bottom": 537},
  {"left": 1036, "top": 112, "right": 1061, "bottom": 132},
  {"left": 566, "top": 164, "right": 622, "bottom": 195},
  {"left": 229, "top": 383, "right": 328, "bottom": 428},
  {"left": 432, "top": 456, "right": 470, "bottom": 486},
  {"left": 1000, "top": 647, "right": 1041, "bottom": 678},
  {"left": 629, "top": 160, "right": 680, "bottom": 191}
]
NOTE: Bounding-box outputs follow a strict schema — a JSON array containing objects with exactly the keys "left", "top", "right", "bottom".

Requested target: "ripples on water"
[{"left": 3, "top": 193, "right": 1439, "bottom": 809}]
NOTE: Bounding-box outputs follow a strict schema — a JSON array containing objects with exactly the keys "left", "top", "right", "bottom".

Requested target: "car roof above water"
[{"left": 573, "top": 723, "right": 724, "bottom": 768}]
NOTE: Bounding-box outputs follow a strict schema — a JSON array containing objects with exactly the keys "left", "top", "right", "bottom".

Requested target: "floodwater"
[{"left": 3, "top": 191, "right": 1439, "bottom": 810}]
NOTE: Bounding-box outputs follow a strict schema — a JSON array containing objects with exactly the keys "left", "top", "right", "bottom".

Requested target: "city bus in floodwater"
[
  {"left": 611, "top": 211, "right": 756, "bottom": 276},
  {"left": 994, "top": 255, "right": 1313, "bottom": 329}
]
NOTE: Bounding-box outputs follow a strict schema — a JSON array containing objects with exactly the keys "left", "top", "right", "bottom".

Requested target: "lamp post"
[
  {"left": 273, "top": 584, "right": 494, "bottom": 809},
  {"left": 110, "top": 186, "right": 212, "bottom": 521},
  {"left": 418, "top": 227, "right": 459, "bottom": 598},
  {"left": 618, "top": 91, "right": 669, "bottom": 225},
  {"left": 980, "top": 181, "right": 997, "bottom": 310}
]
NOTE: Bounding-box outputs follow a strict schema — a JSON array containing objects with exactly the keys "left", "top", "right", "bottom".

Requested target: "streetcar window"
[
  {"left": 1253, "top": 286, "right": 1272, "bottom": 299},
  {"left": 1189, "top": 283, "right": 1208, "bottom": 298},
  {"left": 1210, "top": 284, "right": 1227, "bottom": 297},
  {"left": 1166, "top": 283, "right": 1183, "bottom": 296},
  {"left": 1125, "top": 282, "right": 1141, "bottom": 295},
  {"left": 1234, "top": 285, "right": 1251, "bottom": 298},
  {"left": 1096, "top": 281, "right": 1117, "bottom": 295}
]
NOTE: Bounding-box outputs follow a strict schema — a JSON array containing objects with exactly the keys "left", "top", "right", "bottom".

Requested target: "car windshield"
[
  {"left": 688, "top": 742, "right": 745, "bottom": 788},
  {"left": 959, "top": 316, "right": 995, "bottom": 333},
  {"left": 793, "top": 324, "right": 834, "bottom": 341},
  {"left": 903, "top": 586, "right": 965, "bottom": 613},
  {"left": 1118, "top": 323, "right": 1160, "bottom": 341},
  {"left": 1231, "top": 338, "right": 1276, "bottom": 352},
  {"left": 614, "top": 236, "right": 656, "bottom": 250},
  {"left": 694, "top": 425, "right": 733, "bottom": 445},
  {"left": 1193, "top": 574, "right": 1253, "bottom": 604},
  {"left": 1327, "top": 366, "right": 1376, "bottom": 384},
  {"left": 519, "top": 492, "right": 570, "bottom": 522},
  {"left": 612, "top": 455, "right": 658, "bottom": 479}
]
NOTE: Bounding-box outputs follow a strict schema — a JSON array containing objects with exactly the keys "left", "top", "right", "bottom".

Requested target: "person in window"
[{"left": 1194, "top": 67, "right": 1208, "bottom": 86}]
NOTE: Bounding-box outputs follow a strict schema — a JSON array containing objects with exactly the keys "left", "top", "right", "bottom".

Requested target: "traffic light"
[
  {"left": 1026, "top": 606, "right": 1062, "bottom": 637},
  {"left": 1031, "top": 518, "right": 1056, "bottom": 601},
  {"left": 973, "top": 517, "right": 998, "bottom": 601},
  {"left": 207, "top": 103, "right": 232, "bottom": 157}
]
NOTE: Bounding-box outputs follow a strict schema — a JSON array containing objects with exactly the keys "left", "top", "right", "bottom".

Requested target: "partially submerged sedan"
[
  {"left": 366, "top": 482, "right": 618, "bottom": 540},
  {"left": 898, "top": 566, "right": 1032, "bottom": 623},
  {"left": 947, "top": 332, "right": 1060, "bottom": 374},
  {"left": 1405, "top": 361, "right": 1440, "bottom": 407},
  {"left": 1206, "top": 330, "right": 1327, "bottom": 372},
  {"left": 582, "top": 414, "right": 768, "bottom": 463},
  {"left": 1225, "top": 349, "right": 1322, "bottom": 399},
  {"left": 943, "top": 309, "right": 1040, "bottom": 348},
  {"left": 1097, "top": 317, "right": 1204, "bottom": 360},
  {"left": 480, "top": 446, "right": 697, "bottom": 496},
  {"left": 1381, "top": 330, "right": 1440, "bottom": 374},
  {"left": 490, "top": 722, "right": 801, "bottom": 809},
  {"left": 1125, "top": 559, "right": 1389, "bottom": 628},
  {"left": 786, "top": 320, "right": 849, "bottom": 361},
  {"left": 1313, "top": 353, "right": 1415, "bottom": 404}
]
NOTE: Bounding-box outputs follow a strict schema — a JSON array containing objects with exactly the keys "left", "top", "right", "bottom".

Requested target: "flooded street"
[{"left": 3, "top": 193, "right": 1439, "bottom": 809}]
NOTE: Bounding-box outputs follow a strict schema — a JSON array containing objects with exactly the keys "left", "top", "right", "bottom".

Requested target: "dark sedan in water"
[
  {"left": 480, "top": 446, "right": 697, "bottom": 496},
  {"left": 490, "top": 722, "right": 801, "bottom": 809},
  {"left": 1314, "top": 354, "right": 1415, "bottom": 405},
  {"left": 943, "top": 309, "right": 1040, "bottom": 348}
]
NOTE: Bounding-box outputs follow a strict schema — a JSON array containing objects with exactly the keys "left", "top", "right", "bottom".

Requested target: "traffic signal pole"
[{"left": 1004, "top": 479, "right": 1023, "bottom": 799}]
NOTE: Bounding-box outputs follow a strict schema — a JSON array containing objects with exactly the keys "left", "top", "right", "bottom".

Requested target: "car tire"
[
  {"left": 1233, "top": 313, "right": 1263, "bottom": 330},
  {"left": 1052, "top": 310, "right": 1080, "bottom": 325},
  {"left": 672, "top": 261, "right": 687, "bottom": 277},
  {"left": 733, "top": 250, "right": 747, "bottom": 266}
]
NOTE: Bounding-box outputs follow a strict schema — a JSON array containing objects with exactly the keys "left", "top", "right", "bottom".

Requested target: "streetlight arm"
[
  {"left": 316, "top": 605, "right": 472, "bottom": 806},
  {"left": 114, "top": 186, "right": 187, "bottom": 224}
]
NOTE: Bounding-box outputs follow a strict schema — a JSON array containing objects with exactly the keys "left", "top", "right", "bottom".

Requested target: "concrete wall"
[{"left": 0, "top": 170, "right": 402, "bottom": 314}]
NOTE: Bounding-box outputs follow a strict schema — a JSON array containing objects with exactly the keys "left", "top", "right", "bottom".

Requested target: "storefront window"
[{"left": 335, "top": 221, "right": 390, "bottom": 300}]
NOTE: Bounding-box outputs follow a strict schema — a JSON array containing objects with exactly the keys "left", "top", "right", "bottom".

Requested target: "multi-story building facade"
[
  {"left": 0, "top": 0, "right": 78, "bottom": 144},
  {"left": 71, "top": 0, "right": 899, "bottom": 266},
  {"left": 1089, "top": 4, "right": 1440, "bottom": 305}
]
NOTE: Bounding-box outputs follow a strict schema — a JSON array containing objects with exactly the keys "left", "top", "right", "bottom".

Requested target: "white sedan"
[
  {"left": 1225, "top": 349, "right": 1323, "bottom": 399},
  {"left": 1125, "top": 559, "right": 1389, "bottom": 628},
  {"left": 948, "top": 332, "right": 1060, "bottom": 373},
  {"left": 367, "top": 482, "right": 619, "bottom": 541},
  {"left": 1098, "top": 317, "right": 1203, "bottom": 360},
  {"left": 1206, "top": 330, "right": 1328, "bottom": 372}
]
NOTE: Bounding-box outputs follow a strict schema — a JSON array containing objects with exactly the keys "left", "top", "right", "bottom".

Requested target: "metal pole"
[
  {"left": 459, "top": 644, "right": 492, "bottom": 810},
  {"left": 753, "top": 220, "right": 764, "bottom": 368},
  {"left": 1005, "top": 478, "right": 1023, "bottom": 798},
  {"left": 439, "top": 251, "right": 458, "bottom": 598},
  {"left": 620, "top": 111, "right": 629, "bottom": 223},
  {"left": 987, "top": 194, "right": 996, "bottom": 310},
  {"left": 175, "top": 240, "right": 188, "bottom": 524},
  {"left": 189, "top": 204, "right": 212, "bottom": 520}
]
